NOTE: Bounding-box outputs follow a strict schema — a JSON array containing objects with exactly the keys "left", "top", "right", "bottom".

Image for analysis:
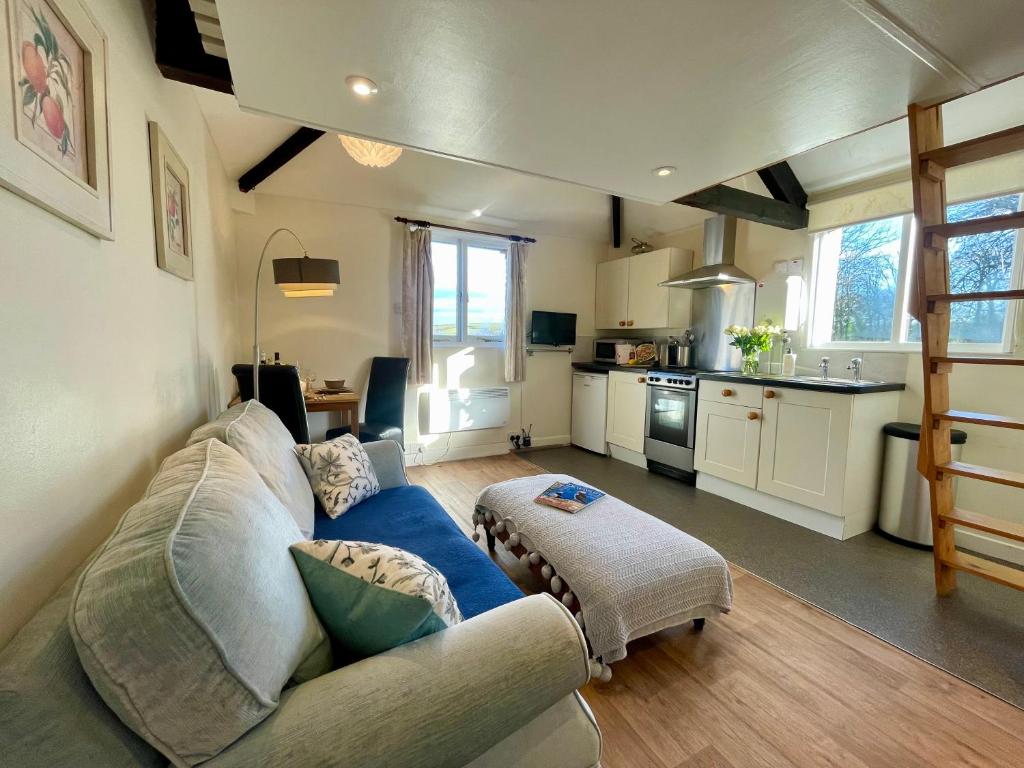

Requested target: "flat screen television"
[{"left": 530, "top": 310, "right": 577, "bottom": 346}]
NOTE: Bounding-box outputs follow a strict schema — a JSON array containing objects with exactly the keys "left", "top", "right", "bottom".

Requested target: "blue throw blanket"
[{"left": 313, "top": 485, "right": 523, "bottom": 619}]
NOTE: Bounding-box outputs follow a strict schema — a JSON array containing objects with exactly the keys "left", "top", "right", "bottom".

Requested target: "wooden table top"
[{"left": 304, "top": 391, "right": 360, "bottom": 413}]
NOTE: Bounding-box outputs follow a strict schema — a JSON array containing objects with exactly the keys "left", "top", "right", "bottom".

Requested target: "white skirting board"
[
  {"left": 405, "top": 435, "right": 571, "bottom": 466},
  {"left": 955, "top": 528, "right": 1024, "bottom": 567},
  {"left": 608, "top": 443, "right": 647, "bottom": 470},
  {"left": 696, "top": 472, "right": 847, "bottom": 540}
]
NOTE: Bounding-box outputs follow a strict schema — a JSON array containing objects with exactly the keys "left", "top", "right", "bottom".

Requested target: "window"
[
  {"left": 809, "top": 193, "right": 1024, "bottom": 351},
  {"left": 431, "top": 237, "right": 507, "bottom": 342}
]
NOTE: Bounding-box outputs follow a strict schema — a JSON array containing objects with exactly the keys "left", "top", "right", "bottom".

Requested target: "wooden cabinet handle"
[
  {"left": 747, "top": 411, "right": 759, "bottom": 420},
  {"left": 721, "top": 388, "right": 733, "bottom": 397},
  {"left": 764, "top": 390, "right": 776, "bottom": 399},
  {"left": 618, "top": 321, "right": 626, "bottom": 327},
  {"left": 638, "top": 376, "right": 646, "bottom": 384},
  {"left": 627, "top": 320, "right": 634, "bottom": 327}
]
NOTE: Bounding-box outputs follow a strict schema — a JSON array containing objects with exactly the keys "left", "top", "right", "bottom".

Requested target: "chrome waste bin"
[{"left": 878, "top": 422, "right": 966, "bottom": 547}]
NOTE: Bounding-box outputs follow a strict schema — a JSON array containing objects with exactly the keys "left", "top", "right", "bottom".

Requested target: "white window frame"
[
  {"left": 431, "top": 234, "right": 508, "bottom": 345},
  {"left": 807, "top": 194, "right": 1024, "bottom": 354}
]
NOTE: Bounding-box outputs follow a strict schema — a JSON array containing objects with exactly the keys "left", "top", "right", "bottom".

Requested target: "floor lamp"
[{"left": 253, "top": 228, "right": 340, "bottom": 401}]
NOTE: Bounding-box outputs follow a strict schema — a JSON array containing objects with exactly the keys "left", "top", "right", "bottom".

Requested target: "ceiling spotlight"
[
  {"left": 471, "top": 209, "right": 483, "bottom": 218},
  {"left": 345, "top": 75, "right": 379, "bottom": 97},
  {"left": 652, "top": 166, "right": 676, "bottom": 177}
]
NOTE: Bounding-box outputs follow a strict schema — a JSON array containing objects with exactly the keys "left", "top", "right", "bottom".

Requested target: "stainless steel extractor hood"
[{"left": 660, "top": 215, "right": 754, "bottom": 288}]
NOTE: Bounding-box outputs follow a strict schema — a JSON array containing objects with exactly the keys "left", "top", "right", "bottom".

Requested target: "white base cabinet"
[
  {"left": 695, "top": 380, "right": 899, "bottom": 540},
  {"left": 605, "top": 370, "right": 648, "bottom": 454}
]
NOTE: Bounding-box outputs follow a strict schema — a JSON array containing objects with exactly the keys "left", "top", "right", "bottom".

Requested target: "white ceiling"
[
  {"left": 789, "top": 75, "right": 1024, "bottom": 193},
  {"left": 194, "top": 89, "right": 710, "bottom": 242},
  {"left": 214, "top": 0, "right": 1024, "bottom": 204}
]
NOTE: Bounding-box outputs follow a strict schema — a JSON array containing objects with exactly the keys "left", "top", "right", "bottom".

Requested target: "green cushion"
[{"left": 291, "top": 540, "right": 462, "bottom": 659}]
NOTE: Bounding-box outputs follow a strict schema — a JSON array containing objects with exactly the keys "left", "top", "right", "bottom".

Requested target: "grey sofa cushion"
[
  {"left": 0, "top": 568, "right": 165, "bottom": 768},
  {"left": 69, "top": 439, "right": 331, "bottom": 766},
  {"left": 188, "top": 399, "right": 315, "bottom": 538}
]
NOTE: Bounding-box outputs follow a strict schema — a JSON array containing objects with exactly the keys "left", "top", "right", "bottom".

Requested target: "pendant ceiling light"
[{"left": 337, "top": 135, "right": 403, "bottom": 168}]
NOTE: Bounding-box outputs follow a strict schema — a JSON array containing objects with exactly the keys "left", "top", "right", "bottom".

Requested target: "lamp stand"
[{"left": 252, "top": 228, "right": 307, "bottom": 401}]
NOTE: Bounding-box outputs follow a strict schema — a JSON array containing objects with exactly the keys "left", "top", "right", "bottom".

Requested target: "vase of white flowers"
[{"left": 724, "top": 321, "right": 782, "bottom": 375}]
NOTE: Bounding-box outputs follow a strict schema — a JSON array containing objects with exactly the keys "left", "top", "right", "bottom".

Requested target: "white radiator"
[{"left": 419, "top": 387, "right": 510, "bottom": 434}]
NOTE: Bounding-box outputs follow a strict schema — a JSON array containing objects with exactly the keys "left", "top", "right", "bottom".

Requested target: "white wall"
[
  {"left": 0, "top": 0, "right": 239, "bottom": 647},
  {"left": 234, "top": 193, "right": 606, "bottom": 462}
]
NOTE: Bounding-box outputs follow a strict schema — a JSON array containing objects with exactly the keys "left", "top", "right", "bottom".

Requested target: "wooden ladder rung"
[
  {"left": 931, "top": 356, "right": 1024, "bottom": 367},
  {"left": 918, "top": 124, "right": 1024, "bottom": 168},
  {"left": 941, "top": 551, "right": 1024, "bottom": 591},
  {"left": 937, "top": 409, "right": 1024, "bottom": 430},
  {"left": 924, "top": 211, "right": 1024, "bottom": 239},
  {"left": 937, "top": 460, "right": 1024, "bottom": 489},
  {"left": 928, "top": 289, "right": 1024, "bottom": 303},
  {"left": 939, "top": 509, "right": 1024, "bottom": 543}
]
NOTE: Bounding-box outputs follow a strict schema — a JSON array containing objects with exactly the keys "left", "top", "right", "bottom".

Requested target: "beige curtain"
[
  {"left": 504, "top": 240, "right": 528, "bottom": 382},
  {"left": 402, "top": 226, "right": 433, "bottom": 384}
]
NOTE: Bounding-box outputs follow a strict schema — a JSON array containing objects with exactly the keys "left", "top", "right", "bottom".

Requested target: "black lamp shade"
[{"left": 272, "top": 257, "right": 340, "bottom": 297}]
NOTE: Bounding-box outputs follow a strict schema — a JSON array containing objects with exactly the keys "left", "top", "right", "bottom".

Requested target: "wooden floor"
[{"left": 408, "top": 455, "right": 1024, "bottom": 768}]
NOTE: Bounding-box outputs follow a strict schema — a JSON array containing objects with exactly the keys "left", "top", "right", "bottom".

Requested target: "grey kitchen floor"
[{"left": 528, "top": 446, "right": 1024, "bottom": 710}]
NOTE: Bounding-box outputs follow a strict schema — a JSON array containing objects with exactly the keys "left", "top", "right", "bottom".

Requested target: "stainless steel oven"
[{"left": 644, "top": 370, "right": 697, "bottom": 482}]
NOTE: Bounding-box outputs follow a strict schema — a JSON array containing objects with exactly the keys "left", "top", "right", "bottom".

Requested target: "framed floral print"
[
  {"left": 148, "top": 121, "right": 192, "bottom": 280},
  {"left": 0, "top": 0, "right": 112, "bottom": 238}
]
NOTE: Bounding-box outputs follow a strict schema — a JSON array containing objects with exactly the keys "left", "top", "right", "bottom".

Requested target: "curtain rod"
[{"left": 394, "top": 216, "right": 536, "bottom": 243}]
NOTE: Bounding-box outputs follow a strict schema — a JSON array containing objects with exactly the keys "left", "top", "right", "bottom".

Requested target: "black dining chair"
[
  {"left": 326, "top": 356, "right": 410, "bottom": 447},
  {"left": 231, "top": 363, "right": 310, "bottom": 445}
]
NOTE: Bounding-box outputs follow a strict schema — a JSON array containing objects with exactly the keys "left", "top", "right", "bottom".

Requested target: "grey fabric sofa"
[{"left": 0, "top": 436, "right": 602, "bottom": 767}]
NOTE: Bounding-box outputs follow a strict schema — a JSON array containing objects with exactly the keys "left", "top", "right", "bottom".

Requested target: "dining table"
[{"left": 304, "top": 390, "right": 361, "bottom": 439}]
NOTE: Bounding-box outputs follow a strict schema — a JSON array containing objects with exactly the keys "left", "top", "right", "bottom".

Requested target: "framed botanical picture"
[
  {"left": 0, "top": 0, "right": 112, "bottom": 238},
  {"left": 148, "top": 121, "right": 192, "bottom": 280}
]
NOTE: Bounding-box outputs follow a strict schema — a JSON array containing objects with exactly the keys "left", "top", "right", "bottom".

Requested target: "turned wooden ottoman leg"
[{"left": 693, "top": 618, "right": 705, "bottom": 631}]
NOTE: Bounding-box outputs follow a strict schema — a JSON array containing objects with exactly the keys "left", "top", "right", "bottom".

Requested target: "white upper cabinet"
[
  {"left": 595, "top": 248, "right": 692, "bottom": 330},
  {"left": 595, "top": 258, "right": 630, "bottom": 330}
]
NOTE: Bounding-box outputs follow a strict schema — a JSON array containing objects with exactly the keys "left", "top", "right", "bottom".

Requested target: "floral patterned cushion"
[
  {"left": 294, "top": 435, "right": 380, "bottom": 518},
  {"left": 290, "top": 539, "right": 462, "bottom": 659}
]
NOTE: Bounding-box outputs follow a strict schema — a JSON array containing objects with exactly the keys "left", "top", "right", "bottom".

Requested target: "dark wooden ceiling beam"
[
  {"left": 153, "top": 0, "right": 232, "bottom": 94},
  {"left": 675, "top": 184, "right": 809, "bottom": 230},
  {"left": 757, "top": 161, "right": 808, "bottom": 208},
  {"left": 238, "top": 127, "right": 326, "bottom": 192},
  {"left": 611, "top": 195, "right": 622, "bottom": 248}
]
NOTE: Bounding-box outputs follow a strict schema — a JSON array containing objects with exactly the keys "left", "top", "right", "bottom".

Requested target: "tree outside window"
[{"left": 810, "top": 192, "right": 1023, "bottom": 351}]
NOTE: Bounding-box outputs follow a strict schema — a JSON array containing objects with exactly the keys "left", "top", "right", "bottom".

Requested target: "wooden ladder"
[{"left": 908, "top": 104, "right": 1024, "bottom": 595}]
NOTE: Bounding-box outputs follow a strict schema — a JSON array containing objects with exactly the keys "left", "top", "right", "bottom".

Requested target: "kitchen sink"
[{"left": 785, "top": 376, "right": 884, "bottom": 387}]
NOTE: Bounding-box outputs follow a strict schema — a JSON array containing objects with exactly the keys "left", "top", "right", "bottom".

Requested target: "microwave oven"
[{"left": 593, "top": 338, "right": 653, "bottom": 363}]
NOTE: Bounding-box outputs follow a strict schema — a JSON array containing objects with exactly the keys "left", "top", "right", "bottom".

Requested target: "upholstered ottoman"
[{"left": 474, "top": 474, "right": 733, "bottom": 679}]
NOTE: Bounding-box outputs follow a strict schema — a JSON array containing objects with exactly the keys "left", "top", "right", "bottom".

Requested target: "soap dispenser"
[{"left": 782, "top": 347, "right": 797, "bottom": 377}]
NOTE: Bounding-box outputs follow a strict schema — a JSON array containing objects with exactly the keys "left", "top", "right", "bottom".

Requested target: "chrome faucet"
[
  {"left": 819, "top": 356, "right": 830, "bottom": 380},
  {"left": 847, "top": 357, "right": 863, "bottom": 383}
]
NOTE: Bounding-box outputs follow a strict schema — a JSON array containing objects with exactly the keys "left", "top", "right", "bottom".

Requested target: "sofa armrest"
[
  {"left": 362, "top": 439, "right": 409, "bottom": 489},
  {"left": 205, "top": 594, "right": 590, "bottom": 768}
]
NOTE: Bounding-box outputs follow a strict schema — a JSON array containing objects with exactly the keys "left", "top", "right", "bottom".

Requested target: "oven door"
[{"left": 645, "top": 386, "right": 697, "bottom": 449}]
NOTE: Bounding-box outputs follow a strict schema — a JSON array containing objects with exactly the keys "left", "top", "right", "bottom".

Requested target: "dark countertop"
[
  {"left": 572, "top": 362, "right": 905, "bottom": 394},
  {"left": 696, "top": 371, "right": 906, "bottom": 394},
  {"left": 572, "top": 361, "right": 656, "bottom": 374}
]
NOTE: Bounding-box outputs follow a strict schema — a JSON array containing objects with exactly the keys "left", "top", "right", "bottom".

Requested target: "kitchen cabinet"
[
  {"left": 595, "top": 258, "right": 629, "bottom": 330},
  {"left": 695, "top": 400, "right": 761, "bottom": 488},
  {"left": 694, "top": 378, "right": 900, "bottom": 539},
  {"left": 595, "top": 248, "right": 693, "bottom": 330},
  {"left": 605, "top": 370, "right": 648, "bottom": 453},
  {"left": 757, "top": 386, "right": 852, "bottom": 515}
]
